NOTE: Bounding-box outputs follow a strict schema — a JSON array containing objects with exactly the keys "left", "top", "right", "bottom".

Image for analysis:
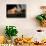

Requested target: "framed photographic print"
[{"left": 6, "top": 4, "right": 26, "bottom": 18}]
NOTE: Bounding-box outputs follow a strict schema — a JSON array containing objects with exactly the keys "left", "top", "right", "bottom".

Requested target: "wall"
[{"left": 0, "top": 0, "right": 46, "bottom": 41}]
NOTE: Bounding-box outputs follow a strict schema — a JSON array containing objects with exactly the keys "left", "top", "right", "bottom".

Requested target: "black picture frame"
[{"left": 6, "top": 4, "right": 26, "bottom": 18}]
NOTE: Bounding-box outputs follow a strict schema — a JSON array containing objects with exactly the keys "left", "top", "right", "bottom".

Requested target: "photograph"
[
  {"left": 6, "top": 4, "right": 26, "bottom": 18},
  {"left": 1, "top": 0, "right": 46, "bottom": 46}
]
